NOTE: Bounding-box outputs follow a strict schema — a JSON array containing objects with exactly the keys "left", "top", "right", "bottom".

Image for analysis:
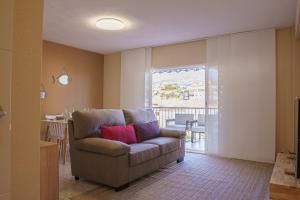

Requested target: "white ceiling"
[{"left": 44, "top": 0, "right": 297, "bottom": 54}]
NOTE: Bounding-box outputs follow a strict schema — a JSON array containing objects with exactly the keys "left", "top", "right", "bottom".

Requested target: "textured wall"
[
  {"left": 41, "top": 41, "right": 104, "bottom": 117},
  {"left": 276, "top": 27, "right": 300, "bottom": 153},
  {"left": 103, "top": 53, "right": 121, "bottom": 109}
]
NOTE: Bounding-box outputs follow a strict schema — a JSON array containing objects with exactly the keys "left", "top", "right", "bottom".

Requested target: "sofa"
[{"left": 68, "top": 109, "right": 186, "bottom": 191}]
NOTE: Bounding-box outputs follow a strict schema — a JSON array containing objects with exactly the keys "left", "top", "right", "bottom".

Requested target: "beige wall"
[
  {"left": 41, "top": 41, "right": 104, "bottom": 117},
  {"left": 296, "top": 0, "right": 300, "bottom": 39},
  {"left": 103, "top": 53, "right": 121, "bottom": 108},
  {"left": 152, "top": 40, "right": 206, "bottom": 68},
  {"left": 11, "top": 0, "right": 44, "bottom": 199},
  {"left": 276, "top": 27, "right": 300, "bottom": 153},
  {"left": 276, "top": 28, "right": 294, "bottom": 153}
]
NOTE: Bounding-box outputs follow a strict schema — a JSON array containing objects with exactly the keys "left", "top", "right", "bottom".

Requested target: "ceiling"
[{"left": 44, "top": 0, "right": 297, "bottom": 54}]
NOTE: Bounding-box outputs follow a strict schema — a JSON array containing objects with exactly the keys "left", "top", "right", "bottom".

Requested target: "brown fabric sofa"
[{"left": 68, "top": 109, "right": 186, "bottom": 191}]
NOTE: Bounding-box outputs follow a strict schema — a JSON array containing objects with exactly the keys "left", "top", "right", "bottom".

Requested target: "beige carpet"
[{"left": 60, "top": 153, "right": 273, "bottom": 200}]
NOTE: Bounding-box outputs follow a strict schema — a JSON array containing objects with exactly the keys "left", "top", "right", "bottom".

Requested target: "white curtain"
[
  {"left": 206, "top": 29, "right": 276, "bottom": 163},
  {"left": 120, "top": 48, "right": 152, "bottom": 109},
  {"left": 205, "top": 36, "right": 224, "bottom": 155},
  {"left": 144, "top": 48, "right": 152, "bottom": 108}
]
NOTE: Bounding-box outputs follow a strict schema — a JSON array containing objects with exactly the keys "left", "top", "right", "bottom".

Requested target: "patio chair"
[
  {"left": 190, "top": 114, "right": 205, "bottom": 143},
  {"left": 166, "top": 114, "right": 194, "bottom": 132}
]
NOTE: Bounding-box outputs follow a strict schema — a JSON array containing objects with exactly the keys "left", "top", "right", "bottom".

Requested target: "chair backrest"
[
  {"left": 175, "top": 114, "right": 194, "bottom": 125},
  {"left": 197, "top": 114, "right": 205, "bottom": 126},
  {"left": 48, "top": 122, "right": 67, "bottom": 140}
]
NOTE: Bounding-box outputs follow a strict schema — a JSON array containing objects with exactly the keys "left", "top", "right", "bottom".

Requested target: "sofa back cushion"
[
  {"left": 123, "top": 109, "right": 157, "bottom": 124},
  {"left": 100, "top": 124, "right": 137, "bottom": 144},
  {"left": 72, "top": 109, "right": 126, "bottom": 139},
  {"left": 134, "top": 121, "right": 160, "bottom": 142}
]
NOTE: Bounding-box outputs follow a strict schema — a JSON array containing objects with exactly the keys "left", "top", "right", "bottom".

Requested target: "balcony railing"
[{"left": 152, "top": 106, "right": 218, "bottom": 128}]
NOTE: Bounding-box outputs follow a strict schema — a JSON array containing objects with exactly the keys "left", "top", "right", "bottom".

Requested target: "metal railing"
[{"left": 152, "top": 106, "right": 218, "bottom": 128}]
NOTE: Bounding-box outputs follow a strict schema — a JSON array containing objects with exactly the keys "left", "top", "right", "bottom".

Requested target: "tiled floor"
[
  {"left": 185, "top": 133, "right": 205, "bottom": 153},
  {"left": 59, "top": 135, "right": 205, "bottom": 199},
  {"left": 59, "top": 161, "right": 99, "bottom": 200},
  {"left": 58, "top": 134, "right": 206, "bottom": 199}
]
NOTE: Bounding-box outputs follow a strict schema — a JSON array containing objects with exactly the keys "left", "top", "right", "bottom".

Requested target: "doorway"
[{"left": 151, "top": 65, "right": 206, "bottom": 153}]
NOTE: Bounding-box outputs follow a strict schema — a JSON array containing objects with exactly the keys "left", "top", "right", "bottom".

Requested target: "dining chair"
[{"left": 45, "top": 120, "right": 68, "bottom": 164}]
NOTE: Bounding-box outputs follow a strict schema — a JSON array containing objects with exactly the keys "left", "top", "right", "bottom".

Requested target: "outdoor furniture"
[
  {"left": 190, "top": 114, "right": 205, "bottom": 143},
  {"left": 166, "top": 114, "right": 194, "bottom": 132}
]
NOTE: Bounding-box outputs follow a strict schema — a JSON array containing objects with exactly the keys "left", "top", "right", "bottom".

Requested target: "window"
[{"left": 152, "top": 66, "right": 205, "bottom": 108}]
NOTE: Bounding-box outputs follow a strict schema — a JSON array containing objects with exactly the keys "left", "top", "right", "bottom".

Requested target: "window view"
[
  {"left": 152, "top": 66, "right": 205, "bottom": 108},
  {"left": 152, "top": 66, "right": 206, "bottom": 152}
]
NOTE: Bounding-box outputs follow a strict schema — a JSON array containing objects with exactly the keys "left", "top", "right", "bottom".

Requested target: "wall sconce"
[{"left": 40, "top": 85, "right": 46, "bottom": 99}]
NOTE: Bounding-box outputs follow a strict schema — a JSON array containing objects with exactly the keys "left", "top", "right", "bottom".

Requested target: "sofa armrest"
[
  {"left": 74, "top": 137, "right": 130, "bottom": 157},
  {"left": 159, "top": 128, "right": 186, "bottom": 139}
]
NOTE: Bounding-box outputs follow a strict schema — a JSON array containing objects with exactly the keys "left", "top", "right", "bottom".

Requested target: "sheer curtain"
[
  {"left": 144, "top": 48, "right": 152, "bottom": 108},
  {"left": 206, "top": 29, "right": 276, "bottom": 163}
]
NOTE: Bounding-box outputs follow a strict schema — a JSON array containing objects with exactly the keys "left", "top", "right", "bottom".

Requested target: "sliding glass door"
[{"left": 151, "top": 65, "right": 207, "bottom": 153}]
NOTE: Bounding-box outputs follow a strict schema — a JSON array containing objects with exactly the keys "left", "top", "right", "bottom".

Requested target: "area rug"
[{"left": 67, "top": 153, "right": 273, "bottom": 200}]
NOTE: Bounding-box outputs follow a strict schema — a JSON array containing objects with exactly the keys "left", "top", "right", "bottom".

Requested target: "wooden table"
[
  {"left": 40, "top": 141, "right": 59, "bottom": 200},
  {"left": 269, "top": 153, "right": 300, "bottom": 199}
]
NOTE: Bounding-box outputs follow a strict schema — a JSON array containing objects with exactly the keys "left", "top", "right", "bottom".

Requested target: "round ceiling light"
[{"left": 95, "top": 18, "right": 125, "bottom": 30}]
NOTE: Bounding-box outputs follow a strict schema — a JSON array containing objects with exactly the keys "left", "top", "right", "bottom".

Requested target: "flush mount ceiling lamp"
[{"left": 96, "top": 18, "right": 125, "bottom": 30}]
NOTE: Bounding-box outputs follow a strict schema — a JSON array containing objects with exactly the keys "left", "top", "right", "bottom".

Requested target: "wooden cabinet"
[
  {"left": 0, "top": 49, "right": 12, "bottom": 200},
  {"left": 270, "top": 153, "right": 300, "bottom": 200},
  {"left": 40, "top": 141, "right": 59, "bottom": 200},
  {"left": 0, "top": 0, "right": 13, "bottom": 197}
]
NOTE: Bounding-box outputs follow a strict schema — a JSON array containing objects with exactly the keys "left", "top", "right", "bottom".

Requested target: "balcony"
[{"left": 153, "top": 106, "right": 217, "bottom": 153}]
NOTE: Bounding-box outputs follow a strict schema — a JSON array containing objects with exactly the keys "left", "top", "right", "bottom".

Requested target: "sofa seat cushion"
[
  {"left": 143, "top": 137, "right": 180, "bottom": 155},
  {"left": 129, "top": 143, "right": 160, "bottom": 166}
]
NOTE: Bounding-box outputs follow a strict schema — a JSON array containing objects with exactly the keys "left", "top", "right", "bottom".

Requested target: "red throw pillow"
[
  {"left": 134, "top": 121, "right": 160, "bottom": 142},
  {"left": 100, "top": 124, "right": 137, "bottom": 144}
]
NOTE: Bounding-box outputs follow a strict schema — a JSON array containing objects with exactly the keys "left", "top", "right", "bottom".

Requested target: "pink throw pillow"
[{"left": 100, "top": 124, "right": 137, "bottom": 144}]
